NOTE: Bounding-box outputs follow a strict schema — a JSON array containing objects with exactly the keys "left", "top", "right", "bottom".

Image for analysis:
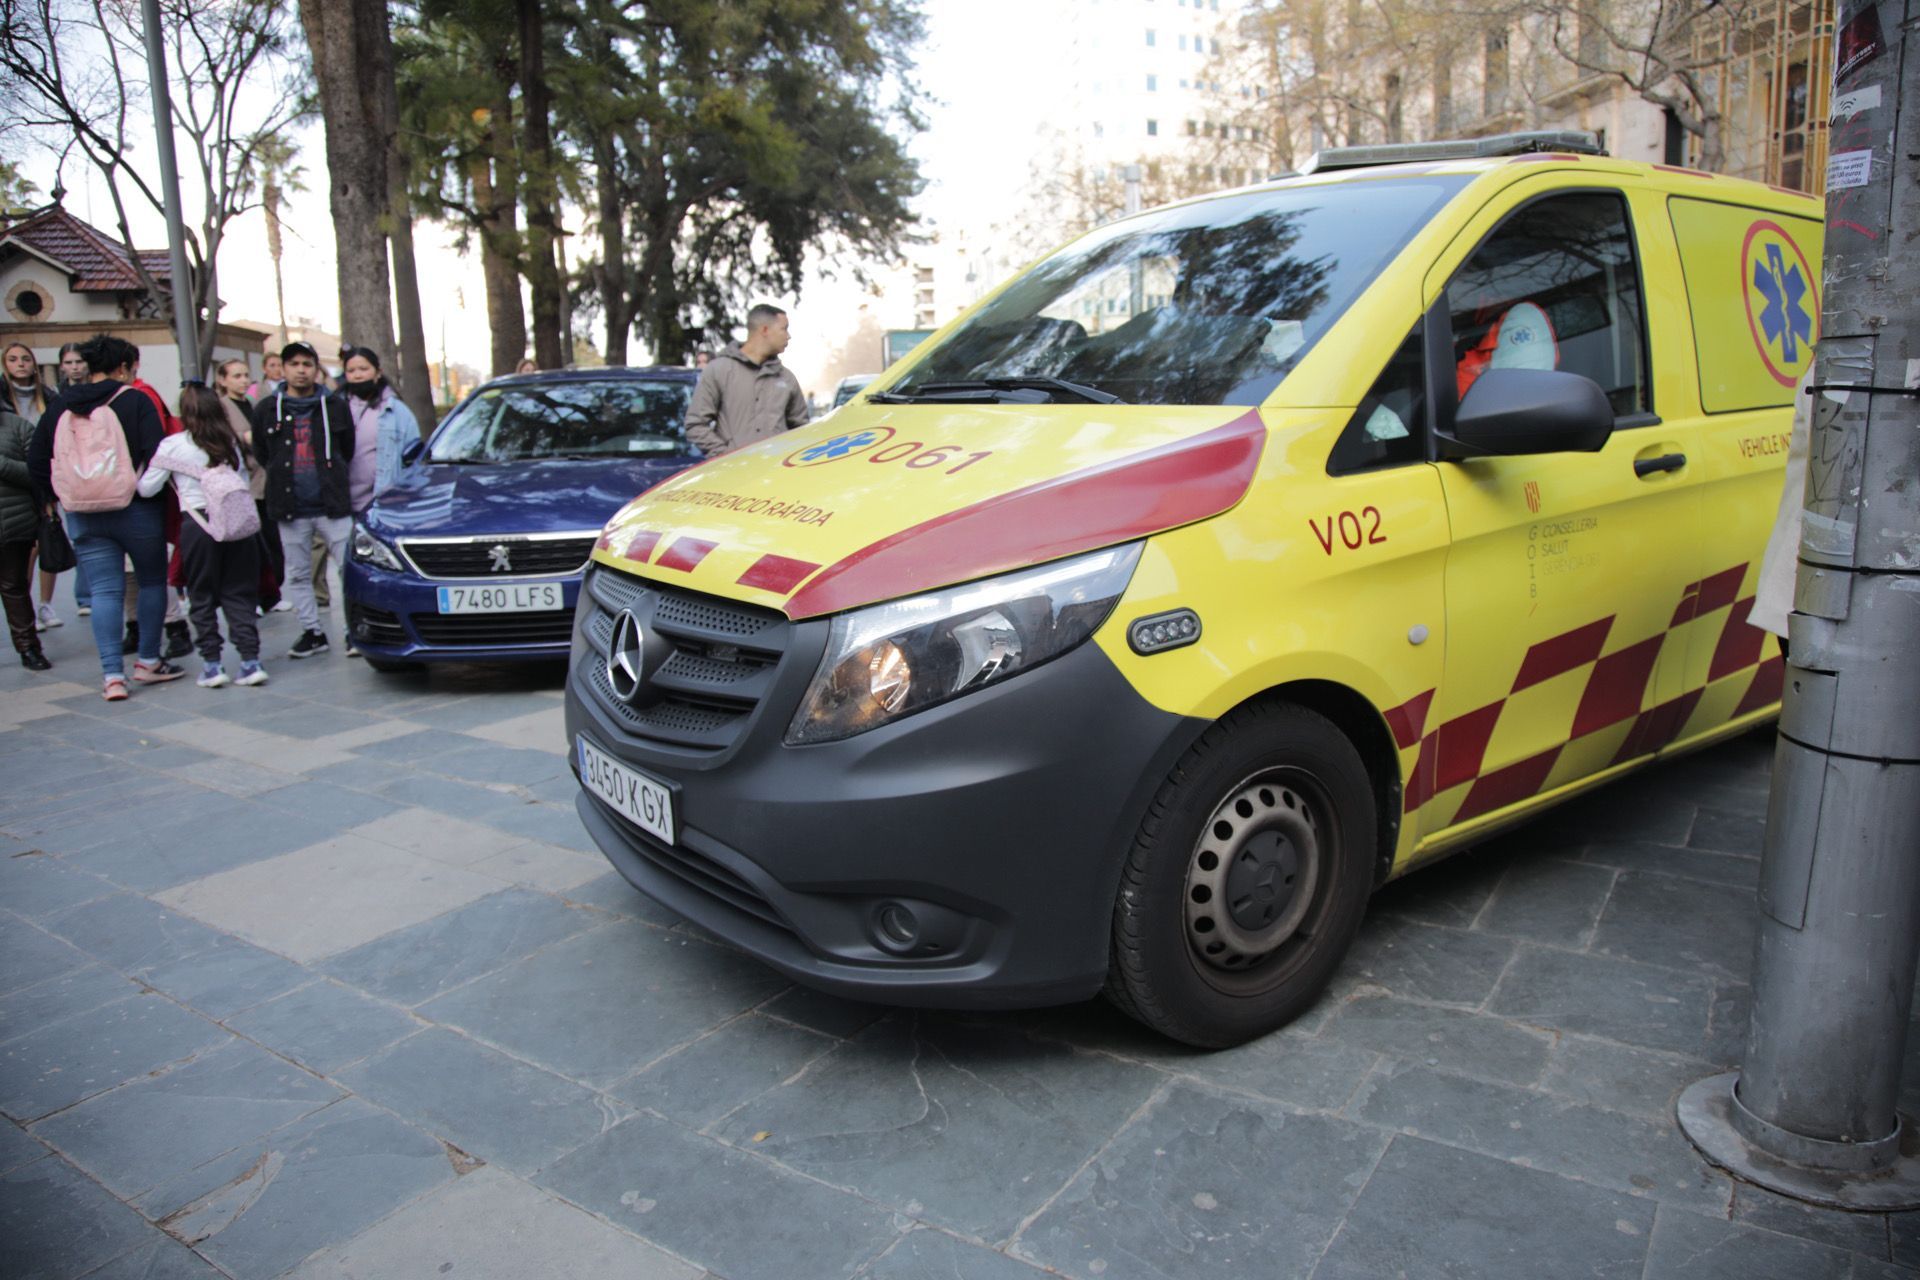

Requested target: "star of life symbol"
[
  {"left": 1752, "top": 242, "right": 1813, "bottom": 366},
  {"left": 488, "top": 544, "right": 512, "bottom": 573},
  {"left": 797, "top": 430, "right": 882, "bottom": 463}
]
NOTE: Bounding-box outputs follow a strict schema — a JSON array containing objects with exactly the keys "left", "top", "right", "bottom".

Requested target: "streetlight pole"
[
  {"left": 1678, "top": 0, "right": 1920, "bottom": 1209},
  {"left": 138, "top": 0, "right": 202, "bottom": 381}
]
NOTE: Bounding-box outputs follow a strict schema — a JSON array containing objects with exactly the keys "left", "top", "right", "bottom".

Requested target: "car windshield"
[
  {"left": 429, "top": 379, "right": 696, "bottom": 462},
  {"left": 889, "top": 176, "right": 1468, "bottom": 406}
]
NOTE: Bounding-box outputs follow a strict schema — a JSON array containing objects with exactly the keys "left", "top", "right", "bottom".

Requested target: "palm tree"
[{"left": 248, "top": 136, "right": 306, "bottom": 347}]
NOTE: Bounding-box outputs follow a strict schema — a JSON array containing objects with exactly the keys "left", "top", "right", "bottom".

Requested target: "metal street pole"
[
  {"left": 138, "top": 0, "right": 202, "bottom": 380},
  {"left": 1678, "top": 0, "right": 1920, "bottom": 1209}
]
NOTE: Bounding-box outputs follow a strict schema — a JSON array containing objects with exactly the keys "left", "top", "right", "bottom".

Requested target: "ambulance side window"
[
  {"left": 1328, "top": 321, "right": 1426, "bottom": 475},
  {"left": 1447, "top": 191, "right": 1649, "bottom": 419}
]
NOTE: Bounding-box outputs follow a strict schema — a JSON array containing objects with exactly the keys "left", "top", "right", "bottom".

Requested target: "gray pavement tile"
[
  {"left": 1349, "top": 1062, "right": 1732, "bottom": 1212},
  {"left": 714, "top": 1017, "right": 1165, "bottom": 1239},
  {"left": 71, "top": 1234, "right": 221, "bottom": 1279},
  {"left": 245, "top": 780, "right": 402, "bottom": 832},
  {"left": 225, "top": 980, "right": 421, "bottom": 1074},
  {"left": 1689, "top": 806, "right": 1768, "bottom": 857},
  {"left": 1367, "top": 847, "right": 1516, "bottom": 930},
  {"left": 608, "top": 1012, "right": 839, "bottom": 1129},
  {"left": 0, "top": 855, "right": 115, "bottom": 919},
  {"left": 346, "top": 807, "right": 524, "bottom": 865},
  {"left": 0, "top": 994, "right": 230, "bottom": 1122},
  {"left": 1018, "top": 1081, "right": 1389, "bottom": 1279},
  {"left": 0, "top": 1154, "right": 154, "bottom": 1280},
  {"left": 0, "top": 964, "right": 142, "bottom": 1044},
  {"left": 1892, "top": 1212, "right": 1920, "bottom": 1269},
  {"left": 26, "top": 787, "right": 249, "bottom": 857},
  {"left": 1851, "top": 1260, "right": 1920, "bottom": 1279},
  {"left": 1703, "top": 983, "right": 1750, "bottom": 1068},
  {"left": 1730, "top": 1183, "right": 1891, "bottom": 1260},
  {"left": 1309, "top": 1135, "right": 1653, "bottom": 1280},
  {"left": 284, "top": 1165, "right": 700, "bottom": 1280},
  {"left": 1341, "top": 914, "right": 1518, "bottom": 1006},
  {"left": 320, "top": 888, "right": 603, "bottom": 1007},
  {"left": 529, "top": 771, "right": 585, "bottom": 805},
  {"left": 41, "top": 890, "right": 230, "bottom": 982},
  {"left": 298, "top": 756, "right": 405, "bottom": 794},
  {"left": 1540, "top": 1036, "right": 1721, "bottom": 1120},
  {"left": 418, "top": 922, "right": 789, "bottom": 1088},
  {"left": 478, "top": 799, "right": 599, "bottom": 852},
  {"left": 154, "top": 834, "right": 502, "bottom": 964},
  {"left": 143, "top": 1097, "right": 456, "bottom": 1279},
  {"left": 538, "top": 1112, "right": 901, "bottom": 1280},
  {"left": 404, "top": 698, "right": 557, "bottom": 734},
  {"left": 1591, "top": 872, "right": 1758, "bottom": 982},
  {"left": 34, "top": 1038, "right": 342, "bottom": 1199},
  {"left": 1486, "top": 944, "right": 1719, "bottom": 1056},
  {"left": 559, "top": 871, "right": 684, "bottom": 928},
  {"left": 1577, "top": 839, "right": 1763, "bottom": 888},
  {"left": 62, "top": 801, "right": 355, "bottom": 895},
  {"left": 1531, "top": 786, "right": 1696, "bottom": 848},
  {"left": 1320, "top": 993, "right": 1552, "bottom": 1086},
  {"left": 431, "top": 743, "right": 569, "bottom": 787},
  {"left": 0, "top": 1117, "right": 46, "bottom": 1173},
  {"left": 1, "top": 774, "right": 177, "bottom": 834},
  {"left": 1474, "top": 856, "right": 1617, "bottom": 947},
  {"left": 1644, "top": 1206, "right": 1854, "bottom": 1280},
  {"left": 140, "top": 939, "right": 310, "bottom": 1020},
  {"left": 1164, "top": 1025, "right": 1381, "bottom": 1112},
  {"left": 867, "top": 1230, "right": 1053, "bottom": 1279},
  {"left": 337, "top": 1028, "right": 628, "bottom": 1173},
  {"left": 350, "top": 726, "right": 484, "bottom": 763},
  {"left": 756, "top": 985, "right": 886, "bottom": 1040},
  {"left": 370, "top": 772, "right": 532, "bottom": 823},
  {"left": 241, "top": 702, "right": 393, "bottom": 739},
  {"left": 0, "top": 914, "right": 95, "bottom": 995}
]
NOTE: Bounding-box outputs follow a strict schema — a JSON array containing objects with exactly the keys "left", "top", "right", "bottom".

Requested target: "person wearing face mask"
[{"left": 340, "top": 346, "right": 418, "bottom": 656}]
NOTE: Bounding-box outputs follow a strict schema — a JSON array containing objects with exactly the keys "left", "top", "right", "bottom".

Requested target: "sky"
[{"left": 15, "top": 0, "right": 1067, "bottom": 397}]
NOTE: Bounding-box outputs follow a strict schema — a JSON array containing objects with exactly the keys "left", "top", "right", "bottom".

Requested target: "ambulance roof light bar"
[{"left": 1296, "top": 130, "right": 1607, "bottom": 176}]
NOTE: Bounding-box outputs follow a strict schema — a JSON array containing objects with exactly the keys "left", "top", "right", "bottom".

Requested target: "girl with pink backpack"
[{"left": 137, "top": 384, "right": 266, "bottom": 688}]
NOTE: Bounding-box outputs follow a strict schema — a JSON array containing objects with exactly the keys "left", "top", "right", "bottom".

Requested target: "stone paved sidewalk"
[{"left": 2, "top": 590, "right": 1917, "bottom": 1279}]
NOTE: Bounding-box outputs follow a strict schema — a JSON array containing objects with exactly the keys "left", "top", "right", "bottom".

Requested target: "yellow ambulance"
[{"left": 566, "top": 132, "right": 1822, "bottom": 1047}]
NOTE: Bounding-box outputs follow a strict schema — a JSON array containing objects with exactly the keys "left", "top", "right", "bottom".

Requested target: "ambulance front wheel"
[{"left": 1105, "top": 700, "right": 1375, "bottom": 1049}]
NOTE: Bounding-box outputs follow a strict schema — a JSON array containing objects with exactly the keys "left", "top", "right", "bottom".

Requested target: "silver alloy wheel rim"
[{"left": 1184, "top": 772, "right": 1322, "bottom": 971}]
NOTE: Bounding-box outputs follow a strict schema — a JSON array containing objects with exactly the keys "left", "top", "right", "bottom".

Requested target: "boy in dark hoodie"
[
  {"left": 28, "top": 333, "right": 188, "bottom": 698},
  {"left": 251, "top": 341, "right": 354, "bottom": 657}
]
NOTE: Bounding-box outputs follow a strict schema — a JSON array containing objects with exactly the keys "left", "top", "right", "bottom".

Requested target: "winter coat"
[
  {"left": 683, "top": 343, "right": 810, "bottom": 456},
  {"left": 1752, "top": 371, "right": 1813, "bottom": 638},
  {"left": 28, "top": 379, "right": 168, "bottom": 509},
  {"left": 0, "top": 409, "right": 37, "bottom": 544},
  {"left": 251, "top": 389, "right": 355, "bottom": 521}
]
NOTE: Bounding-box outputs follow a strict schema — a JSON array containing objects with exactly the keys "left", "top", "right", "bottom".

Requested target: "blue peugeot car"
[{"left": 344, "top": 367, "right": 702, "bottom": 671}]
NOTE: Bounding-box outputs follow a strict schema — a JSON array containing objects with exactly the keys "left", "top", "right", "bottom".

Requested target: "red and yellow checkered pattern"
[{"left": 1386, "top": 562, "right": 1785, "bottom": 827}]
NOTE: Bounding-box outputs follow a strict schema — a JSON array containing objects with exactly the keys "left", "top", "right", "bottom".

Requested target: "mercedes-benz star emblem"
[
  {"left": 488, "top": 544, "right": 513, "bottom": 573},
  {"left": 609, "top": 610, "right": 646, "bottom": 703}
]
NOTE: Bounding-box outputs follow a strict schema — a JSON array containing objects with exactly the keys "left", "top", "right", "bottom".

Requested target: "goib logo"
[
  {"left": 782, "top": 425, "right": 895, "bottom": 468},
  {"left": 1740, "top": 220, "right": 1819, "bottom": 387}
]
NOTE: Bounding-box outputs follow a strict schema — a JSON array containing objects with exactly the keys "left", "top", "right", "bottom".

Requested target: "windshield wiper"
[{"left": 872, "top": 376, "right": 1125, "bottom": 406}]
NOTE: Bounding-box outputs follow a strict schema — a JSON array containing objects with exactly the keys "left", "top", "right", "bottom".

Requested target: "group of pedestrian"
[{"left": 0, "top": 334, "right": 418, "bottom": 699}]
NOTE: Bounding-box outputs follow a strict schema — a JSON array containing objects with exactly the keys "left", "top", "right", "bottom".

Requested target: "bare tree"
[{"left": 0, "top": 0, "right": 313, "bottom": 372}]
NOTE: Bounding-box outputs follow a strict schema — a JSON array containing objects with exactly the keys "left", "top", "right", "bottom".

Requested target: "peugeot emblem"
[
  {"left": 609, "top": 610, "right": 646, "bottom": 703},
  {"left": 488, "top": 544, "right": 513, "bottom": 573}
]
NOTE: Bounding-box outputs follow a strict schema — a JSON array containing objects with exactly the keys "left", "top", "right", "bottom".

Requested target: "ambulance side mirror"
[{"left": 1442, "top": 368, "right": 1613, "bottom": 457}]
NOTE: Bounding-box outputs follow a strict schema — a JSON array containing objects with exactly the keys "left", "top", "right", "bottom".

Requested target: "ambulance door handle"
[{"left": 1633, "top": 452, "right": 1687, "bottom": 478}]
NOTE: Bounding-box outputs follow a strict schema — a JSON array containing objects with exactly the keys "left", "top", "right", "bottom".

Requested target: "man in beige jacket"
[{"left": 683, "top": 304, "right": 810, "bottom": 456}]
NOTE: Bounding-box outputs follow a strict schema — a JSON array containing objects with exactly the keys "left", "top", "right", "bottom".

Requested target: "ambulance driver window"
[
  {"left": 1328, "top": 321, "right": 1425, "bottom": 474},
  {"left": 1448, "top": 192, "right": 1648, "bottom": 418}
]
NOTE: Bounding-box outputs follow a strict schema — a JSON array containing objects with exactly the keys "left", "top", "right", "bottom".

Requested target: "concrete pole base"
[{"left": 1678, "top": 1073, "right": 1920, "bottom": 1211}]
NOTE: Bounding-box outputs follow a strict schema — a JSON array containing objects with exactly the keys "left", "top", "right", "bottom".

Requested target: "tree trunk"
[
  {"left": 475, "top": 75, "right": 527, "bottom": 377},
  {"left": 594, "top": 130, "right": 629, "bottom": 364},
  {"left": 297, "top": 0, "right": 395, "bottom": 366},
  {"left": 370, "top": 0, "right": 436, "bottom": 431},
  {"left": 265, "top": 184, "right": 289, "bottom": 347},
  {"left": 517, "top": 0, "right": 565, "bottom": 370}
]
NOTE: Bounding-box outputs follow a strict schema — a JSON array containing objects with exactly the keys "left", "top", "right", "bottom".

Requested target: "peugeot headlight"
[
  {"left": 351, "top": 524, "right": 404, "bottom": 573},
  {"left": 786, "top": 543, "right": 1143, "bottom": 745}
]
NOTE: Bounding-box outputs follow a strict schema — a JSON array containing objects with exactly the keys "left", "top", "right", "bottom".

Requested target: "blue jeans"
[{"left": 67, "top": 501, "right": 168, "bottom": 677}]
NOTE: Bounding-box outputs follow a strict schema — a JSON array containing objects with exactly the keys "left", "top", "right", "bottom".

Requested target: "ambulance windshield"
[{"left": 889, "top": 175, "right": 1468, "bottom": 407}]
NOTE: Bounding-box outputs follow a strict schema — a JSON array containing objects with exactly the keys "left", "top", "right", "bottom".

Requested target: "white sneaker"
[
  {"left": 76, "top": 604, "right": 91, "bottom": 616},
  {"left": 35, "top": 603, "right": 59, "bottom": 630},
  {"left": 271, "top": 600, "right": 293, "bottom": 613}
]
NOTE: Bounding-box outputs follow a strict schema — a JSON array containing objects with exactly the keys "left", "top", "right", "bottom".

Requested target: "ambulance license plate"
[
  {"left": 577, "top": 736, "right": 675, "bottom": 844},
  {"left": 436, "top": 583, "right": 563, "bottom": 614}
]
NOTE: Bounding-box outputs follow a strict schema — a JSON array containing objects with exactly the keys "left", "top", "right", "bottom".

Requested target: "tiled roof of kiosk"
[{"left": 0, "top": 204, "right": 170, "bottom": 292}]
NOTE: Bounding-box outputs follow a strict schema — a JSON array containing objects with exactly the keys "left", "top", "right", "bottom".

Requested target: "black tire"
[
  {"left": 364, "top": 657, "right": 422, "bottom": 675},
  {"left": 1105, "top": 699, "right": 1376, "bottom": 1048}
]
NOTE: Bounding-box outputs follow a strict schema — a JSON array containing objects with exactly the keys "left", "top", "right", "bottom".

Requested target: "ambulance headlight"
[{"left": 786, "top": 543, "right": 1143, "bottom": 745}]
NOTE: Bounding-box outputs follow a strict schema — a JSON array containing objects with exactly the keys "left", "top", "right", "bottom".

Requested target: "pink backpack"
[
  {"left": 51, "top": 387, "right": 137, "bottom": 512},
  {"left": 171, "top": 450, "right": 261, "bottom": 543}
]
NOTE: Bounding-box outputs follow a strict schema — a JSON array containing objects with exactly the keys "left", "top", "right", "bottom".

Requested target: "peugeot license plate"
[
  {"left": 436, "top": 583, "right": 563, "bottom": 614},
  {"left": 577, "top": 735, "right": 675, "bottom": 844}
]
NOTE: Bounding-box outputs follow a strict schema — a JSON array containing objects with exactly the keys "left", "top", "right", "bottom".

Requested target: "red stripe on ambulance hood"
[{"left": 783, "top": 411, "right": 1267, "bottom": 619}]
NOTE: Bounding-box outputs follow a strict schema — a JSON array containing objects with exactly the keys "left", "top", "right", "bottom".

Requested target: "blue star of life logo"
[
  {"left": 1753, "top": 242, "right": 1812, "bottom": 365},
  {"left": 797, "top": 430, "right": 880, "bottom": 463}
]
